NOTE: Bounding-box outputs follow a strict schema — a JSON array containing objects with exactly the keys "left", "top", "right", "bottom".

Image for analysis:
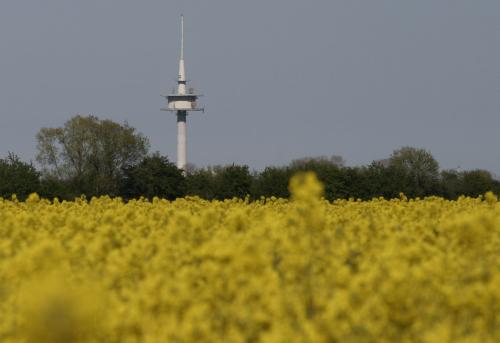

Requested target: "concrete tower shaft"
[{"left": 177, "top": 111, "right": 187, "bottom": 170}]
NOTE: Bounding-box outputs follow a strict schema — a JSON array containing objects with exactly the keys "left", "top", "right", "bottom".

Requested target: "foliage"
[
  {"left": 0, "top": 153, "right": 40, "bottom": 200},
  {"left": 120, "top": 154, "right": 185, "bottom": 200},
  {"left": 440, "top": 169, "right": 500, "bottom": 199},
  {"left": 36, "top": 115, "right": 149, "bottom": 197},
  {"left": 0, "top": 175, "right": 500, "bottom": 342},
  {"left": 38, "top": 176, "right": 75, "bottom": 201},
  {"left": 185, "top": 168, "right": 217, "bottom": 199},
  {"left": 366, "top": 161, "right": 411, "bottom": 199},
  {"left": 185, "top": 164, "right": 253, "bottom": 200},
  {"left": 461, "top": 170, "right": 499, "bottom": 197},
  {"left": 4, "top": 135, "right": 500, "bottom": 201},
  {"left": 251, "top": 166, "right": 291, "bottom": 199},
  {"left": 213, "top": 164, "right": 253, "bottom": 200},
  {"left": 440, "top": 169, "right": 462, "bottom": 199},
  {"left": 290, "top": 155, "right": 345, "bottom": 168},
  {"left": 388, "top": 146, "right": 440, "bottom": 197},
  {"left": 289, "top": 157, "right": 347, "bottom": 200}
]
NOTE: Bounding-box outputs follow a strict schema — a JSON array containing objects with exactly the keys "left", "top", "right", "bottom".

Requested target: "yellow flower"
[
  {"left": 289, "top": 172, "right": 324, "bottom": 202},
  {"left": 26, "top": 193, "right": 40, "bottom": 203},
  {"left": 0, "top": 174, "right": 498, "bottom": 342},
  {"left": 485, "top": 191, "right": 498, "bottom": 204}
]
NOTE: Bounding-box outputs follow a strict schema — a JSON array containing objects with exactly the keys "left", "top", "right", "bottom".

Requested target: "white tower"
[{"left": 162, "top": 15, "right": 203, "bottom": 172}]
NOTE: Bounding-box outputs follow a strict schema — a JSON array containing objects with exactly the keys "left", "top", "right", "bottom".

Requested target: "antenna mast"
[{"left": 181, "top": 14, "right": 184, "bottom": 61}]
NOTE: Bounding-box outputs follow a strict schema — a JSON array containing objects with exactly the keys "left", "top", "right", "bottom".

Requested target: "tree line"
[{"left": 1, "top": 115, "right": 499, "bottom": 201}]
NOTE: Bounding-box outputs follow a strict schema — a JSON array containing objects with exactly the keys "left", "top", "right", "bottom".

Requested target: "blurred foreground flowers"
[{"left": 0, "top": 173, "right": 499, "bottom": 342}]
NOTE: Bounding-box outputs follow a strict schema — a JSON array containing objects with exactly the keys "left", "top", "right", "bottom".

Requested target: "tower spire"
[
  {"left": 180, "top": 14, "right": 184, "bottom": 61},
  {"left": 178, "top": 15, "right": 186, "bottom": 89}
]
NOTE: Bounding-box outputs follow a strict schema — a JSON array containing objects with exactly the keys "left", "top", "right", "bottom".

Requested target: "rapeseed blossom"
[{"left": 0, "top": 173, "right": 499, "bottom": 342}]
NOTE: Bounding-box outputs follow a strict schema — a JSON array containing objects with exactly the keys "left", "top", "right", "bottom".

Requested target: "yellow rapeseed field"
[{"left": 0, "top": 173, "right": 499, "bottom": 342}]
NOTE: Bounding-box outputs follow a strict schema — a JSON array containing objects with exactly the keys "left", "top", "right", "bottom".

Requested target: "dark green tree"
[
  {"left": 38, "top": 176, "right": 74, "bottom": 201},
  {"left": 460, "top": 170, "right": 497, "bottom": 197},
  {"left": 120, "top": 154, "right": 185, "bottom": 200},
  {"left": 251, "top": 166, "right": 291, "bottom": 199},
  {"left": 339, "top": 166, "right": 373, "bottom": 200},
  {"left": 289, "top": 157, "right": 346, "bottom": 200},
  {"left": 365, "top": 161, "right": 411, "bottom": 199},
  {"left": 185, "top": 168, "right": 217, "bottom": 200},
  {"left": 440, "top": 169, "right": 462, "bottom": 199},
  {"left": 0, "top": 153, "right": 40, "bottom": 200},
  {"left": 214, "top": 164, "right": 253, "bottom": 200}
]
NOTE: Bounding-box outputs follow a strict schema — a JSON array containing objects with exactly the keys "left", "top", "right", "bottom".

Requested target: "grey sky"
[{"left": 1, "top": 0, "right": 499, "bottom": 173}]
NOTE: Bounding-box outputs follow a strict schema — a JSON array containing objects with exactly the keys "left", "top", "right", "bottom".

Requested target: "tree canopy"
[
  {"left": 0, "top": 153, "right": 40, "bottom": 200},
  {"left": 120, "top": 154, "right": 185, "bottom": 200},
  {"left": 1, "top": 115, "right": 497, "bottom": 201},
  {"left": 36, "top": 115, "right": 149, "bottom": 196},
  {"left": 388, "top": 147, "right": 440, "bottom": 197}
]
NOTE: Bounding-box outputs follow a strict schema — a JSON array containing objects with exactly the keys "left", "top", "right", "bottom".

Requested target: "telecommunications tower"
[{"left": 162, "top": 15, "right": 203, "bottom": 172}]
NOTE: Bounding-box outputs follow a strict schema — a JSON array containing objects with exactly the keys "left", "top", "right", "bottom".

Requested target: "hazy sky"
[{"left": 1, "top": 1, "right": 499, "bottom": 173}]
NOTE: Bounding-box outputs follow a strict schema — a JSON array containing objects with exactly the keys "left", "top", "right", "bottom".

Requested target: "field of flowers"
[{"left": 0, "top": 172, "right": 499, "bottom": 342}]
